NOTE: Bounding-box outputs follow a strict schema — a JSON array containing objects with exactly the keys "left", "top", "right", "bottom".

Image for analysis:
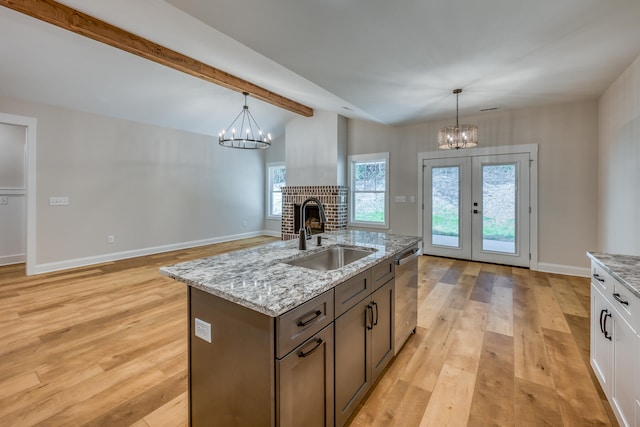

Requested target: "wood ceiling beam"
[{"left": 0, "top": 0, "right": 314, "bottom": 117}]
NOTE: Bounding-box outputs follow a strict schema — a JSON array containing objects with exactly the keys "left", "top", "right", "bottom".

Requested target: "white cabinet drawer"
[
  {"left": 612, "top": 282, "right": 637, "bottom": 332},
  {"left": 591, "top": 262, "right": 613, "bottom": 294},
  {"left": 591, "top": 261, "right": 639, "bottom": 332}
]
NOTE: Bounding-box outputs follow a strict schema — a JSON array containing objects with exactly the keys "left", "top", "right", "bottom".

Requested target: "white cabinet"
[
  {"left": 591, "top": 282, "right": 613, "bottom": 394},
  {"left": 590, "top": 260, "right": 637, "bottom": 427},
  {"left": 636, "top": 333, "right": 640, "bottom": 426},
  {"left": 612, "top": 310, "right": 635, "bottom": 427}
]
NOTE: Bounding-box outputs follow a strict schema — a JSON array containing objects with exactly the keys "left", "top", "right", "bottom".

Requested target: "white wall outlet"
[
  {"left": 0, "top": 196, "right": 8, "bottom": 205},
  {"left": 107, "top": 235, "right": 115, "bottom": 244},
  {"left": 242, "top": 220, "right": 247, "bottom": 227},
  {"left": 49, "top": 196, "right": 69, "bottom": 206},
  {"left": 195, "top": 318, "right": 212, "bottom": 343}
]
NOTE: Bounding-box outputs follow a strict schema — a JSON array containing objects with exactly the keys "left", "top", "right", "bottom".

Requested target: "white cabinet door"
[
  {"left": 636, "top": 333, "right": 640, "bottom": 427},
  {"left": 591, "top": 284, "right": 613, "bottom": 395},
  {"left": 612, "top": 314, "right": 635, "bottom": 427}
]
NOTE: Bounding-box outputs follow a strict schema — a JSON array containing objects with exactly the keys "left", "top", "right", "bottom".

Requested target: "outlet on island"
[{"left": 195, "top": 318, "right": 212, "bottom": 343}]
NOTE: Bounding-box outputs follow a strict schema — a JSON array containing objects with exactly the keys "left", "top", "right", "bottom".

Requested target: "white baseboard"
[
  {"left": 536, "top": 262, "right": 590, "bottom": 277},
  {"left": 0, "top": 254, "right": 25, "bottom": 266},
  {"left": 30, "top": 231, "right": 272, "bottom": 275},
  {"left": 263, "top": 229, "right": 281, "bottom": 237}
]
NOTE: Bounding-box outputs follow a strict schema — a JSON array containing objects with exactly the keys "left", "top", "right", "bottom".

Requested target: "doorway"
[
  {"left": 420, "top": 145, "right": 537, "bottom": 268},
  {"left": 0, "top": 123, "right": 26, "bottom": 266},
  {"left": 0, "top": 112, "right": 37, "bottom": 274}
]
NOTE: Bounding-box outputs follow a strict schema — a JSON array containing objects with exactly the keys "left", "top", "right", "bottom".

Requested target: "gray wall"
[
  {"left": 348, "top": 100, "right": 599, "bottom": 271},
  {"left": 599, "top": 54, "right": 640, "bottom": 255},
  {"left": 285, "top": 111, "right": 345, "bottom": 186},
  {"left": 0, "top": 96, "right": 266, "bottom": 271}
]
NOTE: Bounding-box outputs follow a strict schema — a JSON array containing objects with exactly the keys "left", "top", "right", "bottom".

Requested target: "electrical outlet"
[
  {"left": 107, "top": 235, "right": 115, "bottom": 244},
  {"left": 0, "top": 196, "right": 8, "bottom": 205},
  {"left": 242, "top": 220, "right": 247, "bottom": 227},
  {"left": 195, "top": 318, "right": 211, "bottom": 343}
]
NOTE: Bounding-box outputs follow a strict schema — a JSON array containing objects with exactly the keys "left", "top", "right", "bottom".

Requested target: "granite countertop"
[
  {"left": 161, "top": 230, "right": 422, "bottom": 317},
  {"left": 587, "top": 251, "right": 640, "bottom": 299}
]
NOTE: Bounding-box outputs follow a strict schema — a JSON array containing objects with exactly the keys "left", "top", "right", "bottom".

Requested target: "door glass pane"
[
  {"left": 431, "top": 166, "right": 460, "bottom": 248},
  {"left": 482, "top": 163, "right": 516, "bottom": 253}
]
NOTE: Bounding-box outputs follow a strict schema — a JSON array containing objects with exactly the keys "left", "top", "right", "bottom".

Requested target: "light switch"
[
  {"left": 49, "top": 196, "right": 69, "bottom": 206},
  {"left": 195, "top": 318, "right": 212, "bottom": 343},
  {"left": 409, "top": 196, "right": 416, "bottom": 203},
  {"left": 394, "top": 195, "right": 407, "bottom": 203}
]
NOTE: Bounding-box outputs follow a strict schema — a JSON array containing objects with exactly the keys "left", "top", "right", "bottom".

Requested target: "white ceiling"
[{"left": 1, "top": 0, "right": 640, "bottom": 137}]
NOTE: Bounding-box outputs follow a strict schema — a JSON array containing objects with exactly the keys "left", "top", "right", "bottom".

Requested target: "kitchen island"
[{"left": 161, "top": 229, "right": 421, "bottom": 427}]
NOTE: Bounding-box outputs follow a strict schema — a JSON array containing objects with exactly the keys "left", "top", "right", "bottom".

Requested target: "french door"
[{"left": 423, "top": 153, "right": 530, "bottom": 267}]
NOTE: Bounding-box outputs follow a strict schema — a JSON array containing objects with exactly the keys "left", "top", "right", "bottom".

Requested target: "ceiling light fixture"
[
  {"left": 219, "top": 92, "right": 272, "bottom": 149},
  {"left": 438, "top": 89, "right": 478, "bottom": 150}
]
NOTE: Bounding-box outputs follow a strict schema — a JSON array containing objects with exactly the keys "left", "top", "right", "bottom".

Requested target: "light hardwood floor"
[{"left": 0, "top": 238, "right": 618, "bottom": 426}]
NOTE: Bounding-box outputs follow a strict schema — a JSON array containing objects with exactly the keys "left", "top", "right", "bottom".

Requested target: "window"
[
  {"left": 349, "top": 153, "right": 389, "bottom": 228},
  {"left": 267, "top": 162, "right": 286, "bottom": 219}
]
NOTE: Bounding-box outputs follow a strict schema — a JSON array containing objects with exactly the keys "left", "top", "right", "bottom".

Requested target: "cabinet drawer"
[
  {"left": 335, "top": 270, "right": 372, "bottom": 318},
  {"left": 591, "top": 262, "right": 613, "bottom": 295},
  {"left": 276, "top": 290, "right": 334, "bottom": 359},
  {"left": 372, "top": 258, "right": 395, "bottom": 291},
  {"left": 612, "top": 282, "right": 637, "bottom": 331}
]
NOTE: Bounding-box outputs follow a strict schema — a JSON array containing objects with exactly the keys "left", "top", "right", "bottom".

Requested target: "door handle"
[
  {"left": 473, "top": 209, "right": 481, "bottom": 214},
  {"left": 297, "top": 310, "right": 322, "bottom": 327},
  {"left": 372, "top": 301, "right": 379, "bottom": 326},
  {"left": 297, "top": 338, "right": 323, "bottom": 358},
  {"left": 366, "top": 304, "right": 374, "bottom": 330},
  {"left": 613, "top": 293, "right": 629, "bottom": 306},
  {"left": 602, "top": 310, "right": 612, "bottom": 341}
]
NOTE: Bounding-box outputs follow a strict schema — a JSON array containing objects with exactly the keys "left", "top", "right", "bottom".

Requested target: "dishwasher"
[{"left": 394, "top": 245, "right": 420, "bottom": 354}]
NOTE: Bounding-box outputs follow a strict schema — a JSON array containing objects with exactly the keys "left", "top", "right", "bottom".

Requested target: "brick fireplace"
[{"left": 281, "top": 185, "right": 349, "bottom": 240}]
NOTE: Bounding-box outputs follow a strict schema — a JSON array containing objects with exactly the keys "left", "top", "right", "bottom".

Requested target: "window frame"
[
  {"left": 266, "top": 162, "right": 286, "bottom": 220},
  {"left": 348, "top": 152, "right": 390, "bottom": 229}
]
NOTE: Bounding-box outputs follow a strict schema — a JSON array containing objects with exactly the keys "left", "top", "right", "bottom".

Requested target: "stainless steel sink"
[{"left": 284, "top": 245, "right": 376, "bottom": 271}]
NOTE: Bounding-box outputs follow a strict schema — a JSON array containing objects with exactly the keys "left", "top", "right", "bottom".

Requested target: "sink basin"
[{"left": 284, "top": 245, "right": 376, "bottom": 271}]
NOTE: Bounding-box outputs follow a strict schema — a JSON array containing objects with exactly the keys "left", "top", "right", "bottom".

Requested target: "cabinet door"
[
  {"left": 636, "top": 333, "right": 640, "bottom": 427},
  {"left": 612, "top": 314, "right": 635, "bottom": 427},
  {"left": 371, "top": 279, "right": 394, "bottom": 382},
  {"left": 591, "top": 284, "right": 613, "bottom": 396},
  {"left": 277, "top": 324, "right": 334, "bottom": 427},
  {"left": 335, "top": 297, "right": 372, "bottom": 427}
]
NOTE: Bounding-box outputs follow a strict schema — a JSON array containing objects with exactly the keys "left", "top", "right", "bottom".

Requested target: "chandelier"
[
  {"left": 219, "top": 92, "right": 272, "bottom": 149},
  {"left": 438, "top": 89, "right": 478, "bottom": 150}
]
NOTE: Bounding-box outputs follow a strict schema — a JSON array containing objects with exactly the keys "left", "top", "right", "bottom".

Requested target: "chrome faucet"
[{"left": 299, "top": 197, "right": 327, "bottom": 250}]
